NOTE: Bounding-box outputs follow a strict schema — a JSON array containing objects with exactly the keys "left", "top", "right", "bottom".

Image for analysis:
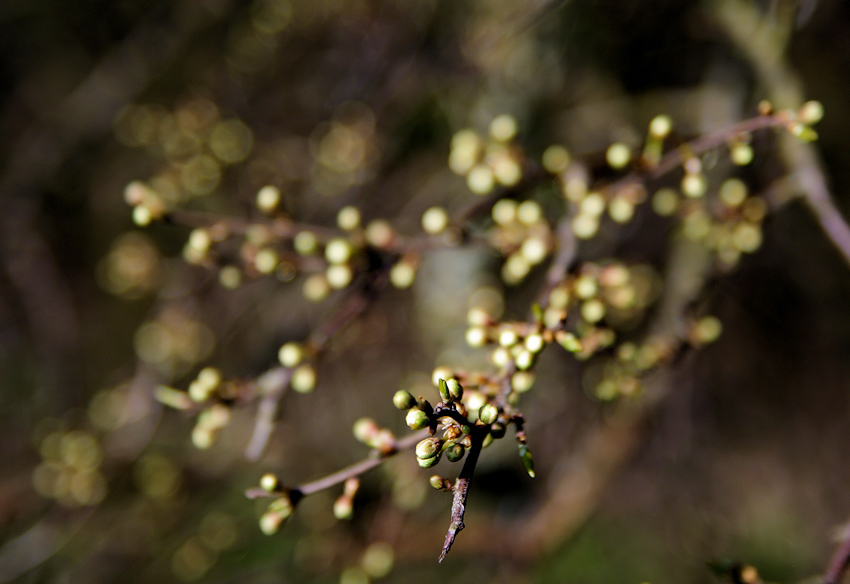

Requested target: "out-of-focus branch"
[{"left": 712, "top": 0, "right": 850, "bottom": 268}]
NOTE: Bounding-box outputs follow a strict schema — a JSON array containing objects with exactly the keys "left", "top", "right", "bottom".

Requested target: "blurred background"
[{"left": 1, "top": 0, "right": 850, "bottom": 582}]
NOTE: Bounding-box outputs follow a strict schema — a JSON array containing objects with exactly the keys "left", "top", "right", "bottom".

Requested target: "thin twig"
[
  {"left": 439, "top": 428, "right": 485, "bottom": 563},
  {"left": 824, "top": 525, "right": 850, "bottom": 584},
  {"left": 246, "top": 429, "right": 430, "bottom": 500}
]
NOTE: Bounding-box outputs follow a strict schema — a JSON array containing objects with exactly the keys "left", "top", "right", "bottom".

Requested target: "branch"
[
  {"left": 439, "top": 428, "right": 485, "bottom": 563},
  {"left": 246, "top": 429, "right": 430, "bottom": 500},
  {"left": 824, "top": 526, "right": 850, "bottom": 584}
]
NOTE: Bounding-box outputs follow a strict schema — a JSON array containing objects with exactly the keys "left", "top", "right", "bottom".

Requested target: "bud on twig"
[
  {"left": 406, "top": 408, "right": 429, "bottom": 430},
  {"left": 478, "top": 404, "right": 498, "bottom": 425},
  {"left": 393, "top": 390, "right": 417, "bottom": 410}
]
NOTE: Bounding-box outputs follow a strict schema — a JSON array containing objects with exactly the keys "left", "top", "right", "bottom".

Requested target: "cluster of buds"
[
  {"left": 333, "top": 477, "right": 361, "bottom": 520},
  {"left": 32, "top": 429, "right": 108, "bottom": 508},
  {"left": 118, "top": 100, "right": 254, "bottom": 225},
  {"left": 592, "top": 314, "right": 722, "bottom": 400},
  {"left": 487, "top": 198, "right": 554, "bottom": 285},
  {"left": 255, "top": 472, "right": 295, "bottom": 535},
  {"left": 653, "top": 175, "right": 768, "bottom": 269},
  {"left": 154, "top": 367, "right": 237, "bottom": 449},
  {"left": 352, "top": 417, "right": 397, "bottom": 455},
  {"left": 449, "top": 115, "right": 525, "bottom": 195}
]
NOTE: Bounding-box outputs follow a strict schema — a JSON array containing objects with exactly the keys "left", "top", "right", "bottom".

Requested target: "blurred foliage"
[{"left": 1, "top": 1, "right": 850, "bottom": 583}]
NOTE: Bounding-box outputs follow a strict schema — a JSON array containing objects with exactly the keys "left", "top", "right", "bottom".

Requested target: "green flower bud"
[
  {"left": 445, "top": 442, "right": 465, "bottom": 463},
  {"left": 417, "top": 452, "right": 441, "bottom": 468},
  {"left": 268, "top": 494, "right": 293, "bottom": 517},
  {"left": 482, "top": 432, "right": 494, "bottom": 449},
  {"left": 393, "top": 390, "right": 417, "bottom": 410},
  {"left": 415, "top": 437, "right": 443, "bottom": 460},
  {"left": 446, "top": 379, "right": 463, "bottom": 401},
  {"left": 478, "top": 403, "right": 498, "bottom": 425},
  {"left": 406, "top": 408, "right": 429, "bottom": 430},
  {"left": 259, "top": 473, "right": 279, "bottom": 492},
  {"left": 429, "top": 475, "right": 451, "bottom": 490},
  {"left": 518, "top": 444, "right": 535, "bottom": 478},
  {"left": 333, "top": 495, "right": 353, "bottom": 520},
  {"left": 438, "top": 378, "right": 451, "bottom": 402},
  {"left": 259, "top": 509, "right": 286, "bottom": 535}
]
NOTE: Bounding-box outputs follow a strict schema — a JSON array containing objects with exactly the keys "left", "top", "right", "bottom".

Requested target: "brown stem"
[
  {"left": 439, "top": 427, "right": 485, "bottom": 563},
  {"left": 246, "top": 429, "right": 430, "bottom": 500}
]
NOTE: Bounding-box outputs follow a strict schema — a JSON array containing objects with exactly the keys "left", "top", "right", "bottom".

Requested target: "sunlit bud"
[
  {"left": 648, "top": 115, "right": 672, "bottom": 138},
  {"left": 255, "top": 248, "right": 279, "bottom": 274},
  {"left": 326, "top": 264, "right": 354, "bottom": 289},
  {"left": 188, "top": 380, "right": 213, "bottom": 403},
  {"left": 606, "top": 143, "right": 631, "bottom": 170},
  {"left": 517, "top": 200, "right": 542, "bottom": 226},
  {"left": 521, "top": 237, "right": 548, "bottom": 265},
  {"left": 432, "top": 367, "right": 453, "bottom": 388},
  {"left": 415, "top": 437, "right": 443, "bottom": 460},
  {"left": 492, "top": 198, "right": 518, "bottom": 225},
  {"left": 732, "top": 222, "right": 762, "bottom": 253},
  {"left": 353, "top": 418, "right": 380, "bottom": 443},
  {"left": 188, "top": 229, "right": 212, "bottom": 255},
  {"left": 467, "top": 307, "right": 492, "bottom": 327},
  {"left": 302, "top": 273, "right": 331, "bottom": 302},
  {"left": 574, "top": 275, "right": 598, "bottom": 299},
  {"left": 608, "top": 196, "right": 635, "bottom": 223},
  {"left": 518, "top": 444, "right": 535, "bottom": 478},
  {"left": 512, "top": 371, "right": 535, "bottom": 393},
  {"left": 798, "top": 100, "right": 824, "bottom": 125},
  {"left": 422, "top": 206, "right": 450, "bottom": 234},
  {"left": 259, "top": 509, "right": 285, "bottom": 535},
  {"left": 719, "top": 178, "right": 748, "bottom": 207},
  {"left": 333, "top": 495, "right": 353, "bottom": 520},
  {"left": 790, "top": 123, "right": 818, "bottom": 142},
  {"left": 571, "top": 213, "right": 599, "bottom": 239},
  {"left": 490, "top": 114, "right": 518, "bottom": 142},
  {"left": 730, "top": 143, "right": 753, "bottom": 165},
  {"left": 491, "top": 346, "right": 511, "bottom": 369},
  {"left": 406, "top": 408, "right": 429, "bottom": 430},
  {"left": 691, "top": 315, "right": 723, "bottom": 345},
  {"left": 515, "top": 349, "right": 534, "bottom": 370},
  {"left": 291, "top": 364, "right": 316, "bottom": 393},
  {"left": 652, "top": 188, "right": 679, "bottom": 216},
  {"left": 365, "top": 220, "right": 395, "bottom": 248},
  {"left": 325, "top": 238, "right": 353, "bottom": 265},
  {"left": 492, "top": 156, "right": 522, "bottom": 186},
  {"left": 393, "top": 390, "right": 416, "bottom": 410},
  {"left": 542, "top": 145, "right": 570, "bottom": 173},
  {"left": 466, "top": 164, "right": 495, "bottom": 194},
  {"left": 389, "top": 260, "right": 416, "bottom": 289},
  {"left": 268, "top": 494, "right": 293, "bottom": 518},
  {"left": 192, "top": 426, "right": 215, "bottom": 449},
  {"left": 293, "top": 231, "right": 318, "bottom": 255},
  {"left": 417, "top": 453, "right": 441, "bottom": 468},
  {"left": 496, "top": 329, "right": 517, "bottom": 348},
  {"left": 133, "top": 205, "right": 152, "bottom": 226},
  {"left": 478, "top": 404, "right": 498, "bottom": 425},
  {"left": 548, "top": 286, "right": 570, "bottom": 309},
  {"left": 256, "top": 186, "right": 281, "bottom": 213},
  {"left": 502, "top": 253, "right": 531, "bottom": 286},
  {"left": 445, "top": 442, "right": 465, "bottom": 462},
  {"left": 430, "top": 475, "right": 452, "bottom": 490},
  {"left": 556, "top": 331, "right": 583, "bottom": 353},
  {"left": 682, "top": 173, "right": 707, "bottom": 198},
  {"left": 465, "top": 326, "right": 488, "bottom": 347},
  {"left": 337, "top": 206, "right": 361, "bottom": 231},
  {"left": 543, "top": 307, "right": 565, "bottom": 329},
  {"left": 278, "top": 342, "right": 303, "bottom": 368},
  {"left": 260, "top": 473, "right": 279, "bottom": 492},
  {"left": 155, "top": 385, "right": 192, "bottom": 410},
  {"left": 524, "top": 333, "right": 544, "bottom": 353},
  {"left": 445, "top": 379, "right": 462, "bottom": 401},
  {"left": 758, "top": 100, "right": 773, "bottom": 115},
  {"left": 218, "top": 265, "right": 242, "bottom": 289},
  {"left": 581, "top": 299, "right": 606, "bottom": 323}
]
